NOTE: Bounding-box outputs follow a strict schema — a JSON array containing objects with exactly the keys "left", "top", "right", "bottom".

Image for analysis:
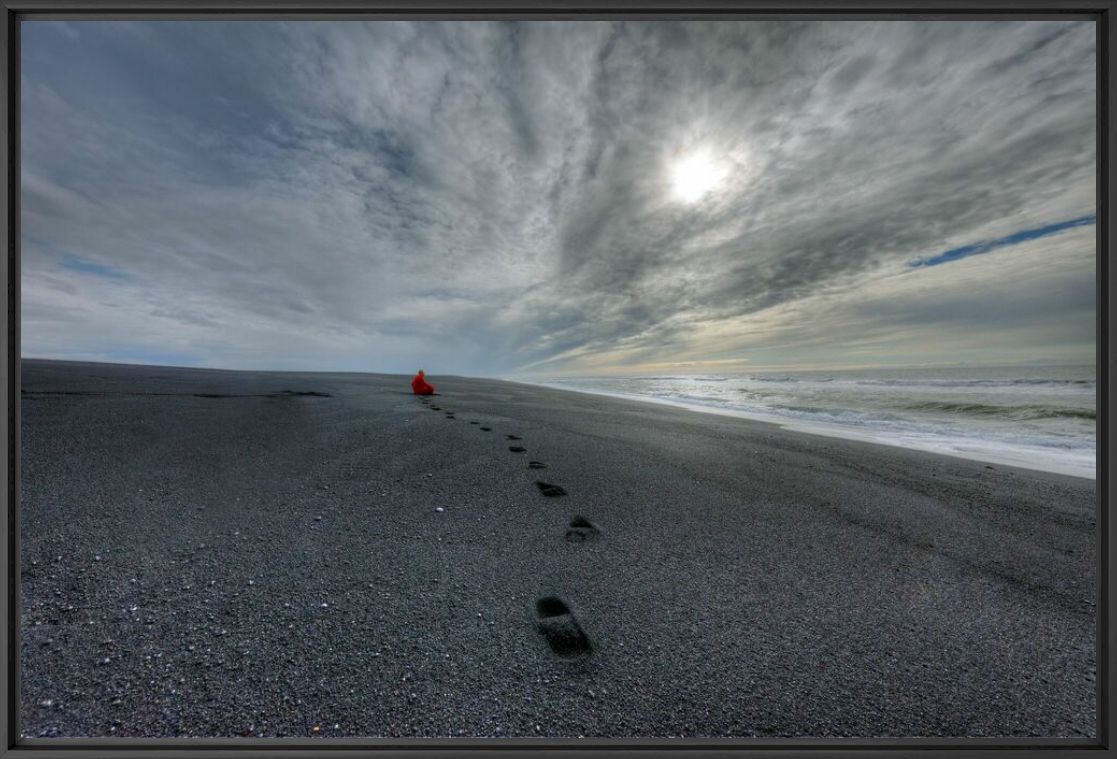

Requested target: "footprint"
[
  {"left": 535, "top": 597, "right": 591, "bottom": 657},
  {"left": 535, "top": 481, "right": 566, "bottom": 497},
  {"left": 509, "top": 446, "right": 527, "bottom": 453},
  {"left": 480, "top": 427, "right": 492, "bottom": 431},
  {"left": 565, "top": 516, "right": 600, "bottom": 542},
  {"left": 505, "top": 434, "right": 522, "bottom": 441},
  {"left": 527, "top": 461, "right": 547, "bottom": 469}
]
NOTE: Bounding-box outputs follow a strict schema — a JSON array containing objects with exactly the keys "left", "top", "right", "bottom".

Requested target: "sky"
[{"left": 20, "top": 19, "right": 1097, "bottom": 377}]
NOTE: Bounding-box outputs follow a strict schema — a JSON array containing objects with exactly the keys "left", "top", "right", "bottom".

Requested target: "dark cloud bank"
[{"left": 21, "top": 20, "right": 1096, "bottom": 376}]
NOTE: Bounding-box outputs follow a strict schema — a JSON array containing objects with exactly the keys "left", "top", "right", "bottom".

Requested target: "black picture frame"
[{"left": 1, "top": 2, "right": 1112, "bottom": 757}]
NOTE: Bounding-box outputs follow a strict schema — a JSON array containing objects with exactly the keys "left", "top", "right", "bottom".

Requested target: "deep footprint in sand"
[
  {"left": 527, "top": 461, "right": 547, "bottom": 469},
  {"left": 509, "top": 446, "right": 527, "bottom": 453},
  {"left": 505, "top": 434, "right": 522, "bottom": 440},
  {"left": 565, "top": 516, "right": 600, "bottom": 542},
  {"left": 535, "top": 481, "right": 566, "bottom": 497},
  {"left": 535, "top": 596, "right": 591, "bottom": 657}
]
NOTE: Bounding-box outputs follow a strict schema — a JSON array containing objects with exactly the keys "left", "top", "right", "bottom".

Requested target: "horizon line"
[{"left": 18, "top": 355, "right": 1097, "bottom": 379}]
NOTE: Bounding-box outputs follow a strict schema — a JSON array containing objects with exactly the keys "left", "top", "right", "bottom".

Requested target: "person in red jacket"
[{"left": 411, "top": 369, "right": 435, "bottom": 395}]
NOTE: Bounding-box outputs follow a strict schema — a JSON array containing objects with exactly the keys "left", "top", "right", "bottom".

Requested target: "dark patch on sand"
[
  {"left": 535, "top": 482, "right": 566, "bottom": 497},
  {"left": 535, "top": 597, "right": 592, "bottom": 658},
  {"left": 509, "top": 446, "right": 527, "bottom": 453},
  {"left": 480, "top": 427, "right": 491, "bottom": 431},
  {"left": 528, "top": 461, "right": 547, "bottom": 469},
  {"left": 469, "top": 421, "right": 479, "bottom": 425},
  {"left": 200, "top": 390, "right": 333, "bottom": 399},
  {"left": 505, "top": 435, "right": 522, "bottom": 441},
  {"left": 23, "top": 389, "right": 332, "bottom": 400},
  {"left": 565, "top": 516, "right": 601, "bottom": 542}
]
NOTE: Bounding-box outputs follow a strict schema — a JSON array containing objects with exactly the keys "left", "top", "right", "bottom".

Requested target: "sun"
[{"left": 669, "top": 150, "right": 726, "bottom": 204}]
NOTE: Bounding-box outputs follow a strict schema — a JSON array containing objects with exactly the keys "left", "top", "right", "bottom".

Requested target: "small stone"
[{"left": 435, "top": 507, "right": 445, "bottom": 513}]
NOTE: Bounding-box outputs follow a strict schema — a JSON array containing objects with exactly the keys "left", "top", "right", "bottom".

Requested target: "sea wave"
[
  {"left": 532, "top": 366, "right": 1096, "bottom": 478},
  {"left": 903, "top": 401, "right": 1096, "bottom": 421},
  {"left": 855, "top": 378, "right": 1094, "bottom": 388}
]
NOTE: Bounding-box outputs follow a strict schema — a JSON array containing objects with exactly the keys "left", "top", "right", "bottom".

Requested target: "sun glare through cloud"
[{"left": 669, "top": 149, "right": 727, "bottom": 204}]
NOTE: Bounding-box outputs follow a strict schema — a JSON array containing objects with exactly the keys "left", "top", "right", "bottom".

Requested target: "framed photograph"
[{"left": 1, "top": 1, "right": 1111, "bottom": 757}]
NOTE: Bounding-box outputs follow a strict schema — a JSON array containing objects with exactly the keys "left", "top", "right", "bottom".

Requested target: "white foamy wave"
[{"left": 526, "top": 364, "right": 1096, "bottom": 479}]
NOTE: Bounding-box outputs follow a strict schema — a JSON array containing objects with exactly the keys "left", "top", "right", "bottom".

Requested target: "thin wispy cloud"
[{"left": 20, "top": 20, "right": 1096, "bottom": 376}]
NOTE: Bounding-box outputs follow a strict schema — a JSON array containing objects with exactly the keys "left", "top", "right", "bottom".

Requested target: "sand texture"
[{"left": 18, "top": 360, "right": 1097, "bottom": 738}]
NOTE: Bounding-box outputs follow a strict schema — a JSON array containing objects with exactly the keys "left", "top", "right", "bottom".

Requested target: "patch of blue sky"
[
  {"left": 60, "top": 253, "right": 127, "bottom": 280},
  {"left": 910, "top": 214, "right": 1096, "bottom": 268}
]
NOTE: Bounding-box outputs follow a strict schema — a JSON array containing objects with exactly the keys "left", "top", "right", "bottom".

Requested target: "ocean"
[{"left": 530, "top": 364, "right": 1096, "bottom": 479}]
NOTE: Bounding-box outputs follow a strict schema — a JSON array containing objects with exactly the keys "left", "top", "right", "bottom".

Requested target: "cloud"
[
  {"left": 60, "top": 254, "right": 127, "bottom": 280},
  {"left": 19, "top": 19, "right": 1096, "bottom": 376}
]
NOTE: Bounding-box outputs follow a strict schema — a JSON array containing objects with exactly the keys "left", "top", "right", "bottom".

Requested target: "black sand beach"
[{"left": 18, "top": 359, "right": 1097, "bottom": 738}]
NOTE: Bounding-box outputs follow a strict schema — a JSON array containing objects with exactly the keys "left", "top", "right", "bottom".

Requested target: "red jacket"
[{"left": 411, "top": 373, "right": 435, "bottom": 395}]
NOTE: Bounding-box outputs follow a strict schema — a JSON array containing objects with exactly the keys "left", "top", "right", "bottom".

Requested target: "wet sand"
[{"left": 18, "top": 359, "right": 1097, "bottom": 738}]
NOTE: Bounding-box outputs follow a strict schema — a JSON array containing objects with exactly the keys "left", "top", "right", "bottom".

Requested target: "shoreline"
[
  {"left": 19, "top": 359, "right": 1097, "bottom": 738},
  {"left": 511, "top": 378, "right": 1096, "bottom": 482}
]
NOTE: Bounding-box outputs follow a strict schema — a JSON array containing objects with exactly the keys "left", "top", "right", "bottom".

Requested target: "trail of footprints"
[{"left": 416, "top": 392, "right": 595, "bottom": 658}]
